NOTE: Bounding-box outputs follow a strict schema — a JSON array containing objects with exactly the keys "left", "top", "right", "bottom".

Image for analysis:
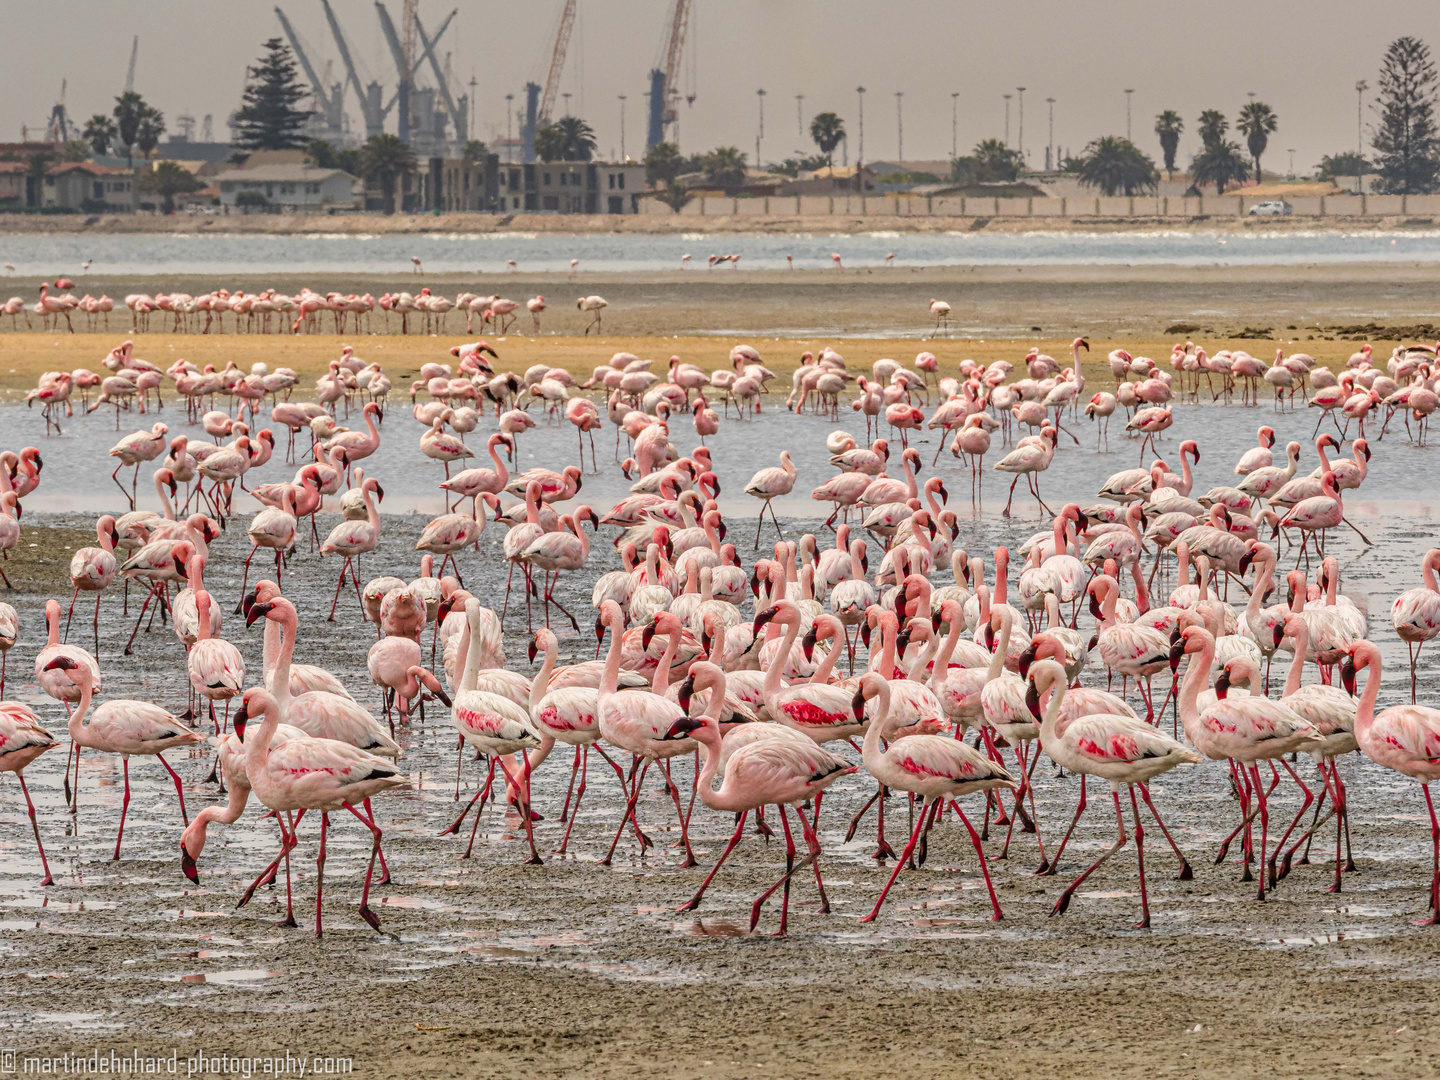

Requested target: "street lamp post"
[
  {"left": 1016, "top": 87, "right": 1026, "bottom": 162},
  {"left": 1124, "top": 88, "right": 1134, "bottom": 140},
  {"left": 1045, "top": 96, "right": 1055, "bottom": 171},
  {"left": 1356, "top": 79, "right": 1368, "bottom": 194},
  {"left": 856, "top": 86, "right": 866, "bottom": 182},
  {"left": 951, "top": 92, "right": 959, "bottom": 159},
  {"left": 505, "top": 92, "right": 514, "bottom": 162},
  {"left": 618, "top": 95, "right": 627, "bottom": 160},
  {"left": 796, "top": 94, "right": 804, "bottom": 136},
  {"left": 756, "top": 88, "right": 766, "bottom": 170},
  {"left": 1287, "top": 147, "right": 1295, "bottom": 178},
  {"left": 895, "top": 91, "right": 904, "bottom": 162},
  {"left": 562, "top": 91, "right": 572, "bottom": 116},
  {"left": 1003, "top": 93, "right": 1011, "bottom": 146}
]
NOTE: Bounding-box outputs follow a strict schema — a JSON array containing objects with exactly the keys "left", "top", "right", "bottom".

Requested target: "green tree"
[
  {"left": 83, "top": 114, "right": 117, "bottom": 158},
  {"left": 1197, "top": 109, "right": 1228, "bottom": 150},
  {"left": 62, "top": 140, "right": 90, "bottom": 163},
  {"left": 1237, "top": 101, "right": 1279, "bottom": 182},
  {"left": 1317, "top": 151, "right": 1371, "bottom": 188},
  {"left": 359, "top": 133, "right": 417, "bottom": 214},
  {"left": 462, "top": 139, "right": 488, "bottom": 162},
  {"left": 233, "top": 38, "right": 311, "bottom": 151},
  {"left": 644, "top": 141, "right": 683, "bottom": 185},
  {"left": 534, "top": 124, "right": 564, "bottom": 163},
  {"left": 141, "top": 161, "right": 205, "bottom": 213},
  {"left": 554, "top": 116, "right": 596, "bottom": 161},
  {"left": 307, "top": 138, "right": 362, "bottom": 175},
  {"left": 971, "top": 138, "right": 1024, "bottom": 181},
  {"left": 771, "top": 154, "right": 828, "bottom": 178},
  {"left": 1076, "top": 136, "right": 1159, "bottom": 196},
  {"left": 1372, "top": 36, "right": 1440, "bottom": 194},
  {"left": 1154, "top": 110, "right": 1183, "bottom": 179},
  {"left": 1190, "top": 140, "right": 1250, "bottom": 194},
  {"left": 112, "top": 91, "right": 156, "bottom": 166},
  {"left": 134, "top": 107, "right": 165, "bottom": 159},
  {"left": 700, "top": 146, "right": 748, "bottom": 188},
  {"left": 809, "top": 112, "right": 846, "bottom": 167},
  {"left": 656, "top": 178, "right": 694, "bottom": 213}
]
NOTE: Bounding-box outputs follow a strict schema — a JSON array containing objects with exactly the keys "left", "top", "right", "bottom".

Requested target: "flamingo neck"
[
  {"left": 597, "top": 616, "right": 624, "bottom": 700},
  {"left": 986, "top": 610, "right": 1010, "bottom": 681},
  {"left": 530, "top": 638, "right": 558, "bottom": 712},
  {"left": 652, "top": 628, "right": 682, "bottom": 696},
  {"left": 1037, "top": 670, "right": 1069, "bottom": 744},
  {"left": 1283, "top": 620, "right": 1308, "bottom": 699},
  {"left": 859, "top": 681, "right": 893, "bottom": 771},
  {"left": 763, "top": 616, "right": 800, "bottom": 704},
  {"left": 244, "top": 694, "right": 283, "bottom": 782},
  {"left": 809, "top": 630, "right": 842, "bottom": 684},
  {"left": 1354, "top": 650, "right": 1381, "bottom": 738},
  {"left": 1177, "top": 637, "right": 1215, "bottom": 740},
  {"left": 1130, "top": 560, "right": 1151, "bottom": 614},
  {"left": 1425, "top": 552, "right": 1440, "bottom": 594}
]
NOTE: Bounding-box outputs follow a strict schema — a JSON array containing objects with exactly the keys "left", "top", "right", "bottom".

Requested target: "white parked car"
[{"left": 1248, "top": 200, "right": 1293, "bottom": 216}]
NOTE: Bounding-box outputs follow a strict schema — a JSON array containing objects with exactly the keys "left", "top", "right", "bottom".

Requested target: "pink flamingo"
[
  {"left": 439, "top": 433, "right": 512, "bottom": 513},
  {"left": 1029, "top": 658, "right": 1200, "bottom": 927},
  {"left": 1345, "top": 640, "right": 1440, "bottom": 922},
  {"left": 235, "top": 687, "right": 405, "bottom": 936},
  {"left": 108, "top": 422, "right": 168, "bottom": 510},
  {"left": 521, "top": 506, "right": 600, "bottom": 631},
  {"left": 1393, "top": 549, "right": 1440, "bottom": 702},
  {"left": 65, "top": 515, "right": 118, "bottom": 650},
  {"left": 1176, "top": 626, "right": 1324, "bottom": 898},
  {"left": 319, "top": 473, "right": 381, "bottom": 620},
  {"left": 855, "top": 671, "right": 1014, "bottom": 922},
  {"left": 526, "top": 295, "right": 545, "bottom": 331},
  {"left": 743, "top": 450, "right": 796, "bottom": 548},
  {"left": 0, "top": 701, "right": 58, "bottom": 884},
  {"left": 187, "top": 590, "right": 245, "bottom": 732},
  {"left": 662, "top": 662, "right": 855, "bottom": 934},
  {"left": 43, "top": 656, "right": 201, "bottom": 860}
]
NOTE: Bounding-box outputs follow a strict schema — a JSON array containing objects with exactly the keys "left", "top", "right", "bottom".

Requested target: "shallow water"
[
  {"left": 11, "top": 230, "right": 1440, "bottom": 277},
  {"left": 0, "top": 383, "right": 1437, "bottom": 1055}
]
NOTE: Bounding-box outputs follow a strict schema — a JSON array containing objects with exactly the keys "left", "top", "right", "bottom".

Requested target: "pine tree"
[
  {"left": 1372, "top": 36, "right": 1440, "bottom": 194},
  {"left": 233, "top": 38, "right": 311, "bottom": 151}
]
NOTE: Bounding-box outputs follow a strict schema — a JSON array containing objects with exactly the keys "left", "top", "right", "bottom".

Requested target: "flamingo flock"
[{"left": 3, "top": 329, "right": 1440, "bottom": 943}]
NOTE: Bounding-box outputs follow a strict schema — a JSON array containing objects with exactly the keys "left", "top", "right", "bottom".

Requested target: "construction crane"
[
  {"left": 646, "top": 0, "right": 692, "bottom": 149},
  {"left": 539, "top": 0, "right": 576, "bottom": 126},
  {"left": 46, "top": 80, "right": 71, "bottom": 145},
  {"left": 124, "top": 36, "right": 138, "bottom": 93},
  {"left": 322, "top": 0, "right": 385, "bottom": 138},
  {"left": 414, "top": 11, "right": 465, "bottom": 143},
  {"left": 274, "top": 7, "right": 343, "bottom": 136}
]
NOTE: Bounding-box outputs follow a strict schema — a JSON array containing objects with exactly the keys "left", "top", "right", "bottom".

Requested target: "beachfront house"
[{"left": 214, "top": 163, "right": 359, "bottom": 211}]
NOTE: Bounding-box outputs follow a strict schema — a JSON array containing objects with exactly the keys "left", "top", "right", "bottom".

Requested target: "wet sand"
[
  {"left": 0, "top": 375, "right": 1438, "bottom": 1079},
  {"left": 6, "top": 261, "right": 1440, "bottom": 343}
]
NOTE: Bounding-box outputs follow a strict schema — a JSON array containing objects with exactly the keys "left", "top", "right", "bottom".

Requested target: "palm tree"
[
  {"left": 1077, "top": 136, "right": 1160, "bottom": 196},
  {"left": 809, "top": 112, "right": 846, "bottom": 167},
  {"left": 971, "top": 138, "right": 1024, "bottom": 181},
  {"left": 1154, "top": 110, "right": 1183, "bottom": 179},
  {"left": 1236, "top": 101, "right": 1279, "bottom": 183},
  {"left": 83, "top": 115, "right": 117, "bottom": 158},
  {"left": 1190, "top": 140, "right": 1251, "bottom": 195},
  {"left": 644, "top": 141, "right": 683, "bottom": 186},
  {"left": 1197, "top": 109, "right": 1228, "bottom": 150},
  {"left": 141, "top": 161, "right": 204, "bottom": 213},
  {"left": 359, "top": 133, "right": 417, "bottom": 214},
  {"left": 656, "top": 178, "right": 694, "bottom": 213},
  {"left": 554, "top": 116, "right": 597, "bottom": 161},
  {"left": 701, "top": 146, "right": 748, "bottom": 188},
  {"left": 534, "top": 124, "right": 565, "bottom": 163}
]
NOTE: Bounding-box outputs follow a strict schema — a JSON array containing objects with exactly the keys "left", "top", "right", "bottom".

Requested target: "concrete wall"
[{"left": 635, "top": 191, "right": 1440, "bottom": 220}]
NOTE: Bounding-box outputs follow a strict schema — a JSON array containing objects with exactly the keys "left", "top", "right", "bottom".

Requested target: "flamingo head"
[{"left": 662, "top": 713, "right": 704, "bottom": 741}]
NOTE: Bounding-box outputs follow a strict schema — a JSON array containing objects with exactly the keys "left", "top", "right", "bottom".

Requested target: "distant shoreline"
[{"left": 3, "top": 211, "right": 1440, "bottom": 236}]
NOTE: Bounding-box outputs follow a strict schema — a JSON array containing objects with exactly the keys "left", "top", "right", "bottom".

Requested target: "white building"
[{"left": 214, "top": 164, "right": 358, "bottom": 210}]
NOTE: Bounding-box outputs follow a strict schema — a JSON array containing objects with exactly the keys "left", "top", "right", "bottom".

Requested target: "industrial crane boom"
[
  {"left": 321, "top": 0, "right": 383, "bottom": 133},
  {"left": 274, "top": 7, "right": 336, "bottom": 116},
  {"left": 538, "top": 0, "right": 576, "bottom": 125},
  {"left": 660, "top": 0, "right": 691, "bottom": 121},
  {"left": 415, "top": 11, "right": 463, "bottom": 135}
]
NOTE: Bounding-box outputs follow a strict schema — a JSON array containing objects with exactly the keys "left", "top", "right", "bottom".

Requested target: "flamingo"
[
  {"left": 855, "top": 671, "right": 1015, "bottom": 922},
  {"left": 235, "top": 687, "right": 405, "bottom": 936},
  {"left": 577, "top": 295, "right": 607, "bottom": 333},
  {"left": 1029, "top": 659, "right": 1200, "bottom": 927},
  {"left": 928, "top": 298, "right": 951, "bottom": 336},
  {"left": 661, "top": 663, "right": 855, "bottom": 934},
  {"left": 319, "top": 471, "right": 382, "bottom": 620},
  {"left": 108, "top": 422, "right": 168, "bottom": 510},
  {"left": 65, "top": 515, "right": 118, "bottom": 651},
  {"left": 42, "top": 657, "right": 201, "bottom": 860},
  {"left": 993, "top": 427, "right": 1057, "bottom": 518},
  {"left": 1393, "top": 549, "right": 1440, "bottom": 702},
  {"left": 743, "top": 450, "right": 796, "bottom": 548},
  {"left": 1344, "top": 640, "right": 1440, "bottom": 922}
]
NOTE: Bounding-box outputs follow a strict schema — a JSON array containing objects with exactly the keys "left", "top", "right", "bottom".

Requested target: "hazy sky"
[{"left": 1, "top": 0, "right": 1430, "bottom": 174}]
